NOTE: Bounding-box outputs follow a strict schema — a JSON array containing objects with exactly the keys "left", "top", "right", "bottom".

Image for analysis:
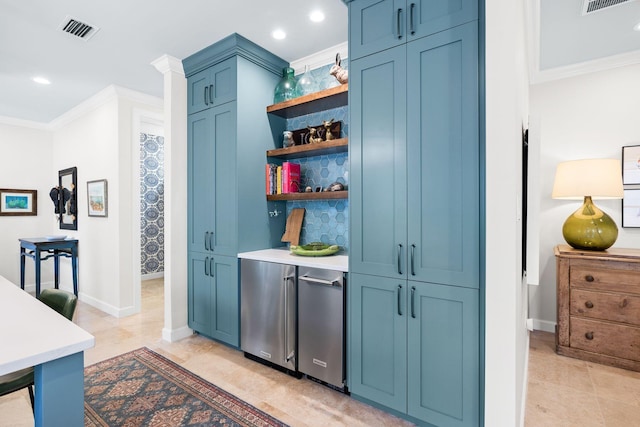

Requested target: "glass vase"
[
  {"left": 295, "top": 65, "right": 318, "bottom": 96},
  {"left": 274, "top": 67, "right": 298, "bottom": 103}
]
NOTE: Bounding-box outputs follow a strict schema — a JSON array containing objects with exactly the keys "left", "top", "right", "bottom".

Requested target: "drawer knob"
[
  {"left": 585, "top": 332, "right": 594, "bottom": 340},
  {"left": 585, "top": 275, "right": 594, "bottom": 282},
  {"left": 585, "top": 301, "right": 594, "bottom": 309}
]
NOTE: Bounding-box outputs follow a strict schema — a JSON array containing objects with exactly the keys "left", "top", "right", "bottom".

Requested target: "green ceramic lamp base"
[{"left": 562, "top": 196, "right": 618, "bottom": 251}]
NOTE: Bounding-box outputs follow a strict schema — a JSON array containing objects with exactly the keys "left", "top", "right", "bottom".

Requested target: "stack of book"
[{"left": 266, "top": 162, "right": 301, "bottom": 195}]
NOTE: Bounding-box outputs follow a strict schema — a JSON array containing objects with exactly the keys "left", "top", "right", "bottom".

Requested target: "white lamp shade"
[{"left": 552, "top": 158, "right": 623, "bottom": 200}]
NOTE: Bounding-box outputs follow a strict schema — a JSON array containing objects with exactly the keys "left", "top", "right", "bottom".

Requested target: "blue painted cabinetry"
[
  {"left": 347, "top": 0, "right": 481, "bottom": 425},
  {"left": 184, "top": 34, "right": 288, "bottom": 347}
]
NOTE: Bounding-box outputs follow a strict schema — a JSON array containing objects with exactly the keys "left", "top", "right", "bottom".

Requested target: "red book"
[{"left": 282, "top": 162, "right": 301, "bottom": 194}]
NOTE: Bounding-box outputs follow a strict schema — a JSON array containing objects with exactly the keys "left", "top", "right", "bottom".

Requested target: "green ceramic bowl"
[{"left": 290, "top": 242, "right": 340, "bottom": 257}]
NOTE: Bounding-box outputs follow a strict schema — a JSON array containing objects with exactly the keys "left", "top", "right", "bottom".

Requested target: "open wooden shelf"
[
  {"left": 266, "top": 85, "right": 348, "bottom": 118},
  {"left": 267, "top": 138, "right": 348, "bottom": 159},
  {"left": 267, "top": 190, "right": 348, "bottom": 201}
]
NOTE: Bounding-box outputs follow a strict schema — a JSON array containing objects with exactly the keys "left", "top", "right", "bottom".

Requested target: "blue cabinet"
[
  {"left": 349, "top": 273, "right": 479, "bottom": 427},
  {"left": 348, "top": 0, "right": 478, "bottom": 61},
  {"left": 348, "top": 0, "right": 481, "bottom": 425},
  {"left": 184, "top": 34, "right": 288, "bottom": 347}
]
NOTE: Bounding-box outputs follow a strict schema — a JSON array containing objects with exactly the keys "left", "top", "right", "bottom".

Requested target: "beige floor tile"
[{"left": 598, "top": 397, "right": 640, "bottom": 426}]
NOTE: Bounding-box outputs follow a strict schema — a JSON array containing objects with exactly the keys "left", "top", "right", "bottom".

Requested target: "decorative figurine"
[
  {"left": 323, "top": 119, "right": 335, "bottom": 141},
  {"left": 307, "top": 126, "right": 323, "bottom": 144},
  {"left": 283, "top": 131, "right": 294, "bottom": 147},
  {"left": 329, "top": 53, "right": 348, "bottom": 85}
]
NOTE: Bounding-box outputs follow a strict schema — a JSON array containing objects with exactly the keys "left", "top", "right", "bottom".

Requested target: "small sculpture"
[
  {"left": 283, "top": 131, "right": 294, "bottom": 147},
  {"left": 329, "top": 53, "right": 348, "bottom": 85},
  {"left": 307, "top": 126, "right": 323, "bottom": 144},
  {"left": 323, "top": 119, "right": 335, "bottom": 141}
]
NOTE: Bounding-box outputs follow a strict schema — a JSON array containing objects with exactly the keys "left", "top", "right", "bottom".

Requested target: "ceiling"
[{"left": 1, "top": 0, "right": 639, "bottom": 124}]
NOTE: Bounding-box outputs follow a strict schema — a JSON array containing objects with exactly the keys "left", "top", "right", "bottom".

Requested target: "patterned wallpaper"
[
  {"left": 140, "top": 133, "right": 165, "bottom": 275},
  {"left": 285, "top": 62, "right": 350, "bottom": 250}
]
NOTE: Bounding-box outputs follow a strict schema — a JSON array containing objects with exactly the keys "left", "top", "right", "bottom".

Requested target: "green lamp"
[{"left": 552, "top": 158, "right": 623, "bottom": 251}]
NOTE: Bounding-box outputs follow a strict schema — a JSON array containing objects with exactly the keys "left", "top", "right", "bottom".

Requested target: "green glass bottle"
[{"left": 274, "top": 67, "right": 298, "bottom": 104}]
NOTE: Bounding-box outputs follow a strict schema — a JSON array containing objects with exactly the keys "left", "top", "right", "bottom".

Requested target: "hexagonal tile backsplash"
[{"left": 288, "top": 199, "right": 349, "bottom": 250}]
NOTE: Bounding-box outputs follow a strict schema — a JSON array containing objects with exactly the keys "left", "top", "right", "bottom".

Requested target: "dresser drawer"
[
  {"left": 571, "top": 289, "right": 640, "bottom": 325},
  {"left": 570, "top": 317, "right": 640, "bottom": 362},
  {"left": 570, "top": 266, "right": 640, "bottom": 295}
]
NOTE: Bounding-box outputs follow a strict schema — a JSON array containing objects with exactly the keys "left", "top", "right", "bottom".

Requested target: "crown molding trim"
[
  {"left": 151, "top": 54, "right": 184, "bottom": 75},
  {"left": 290, "top": 41, "right": 348, "bottom": 74},
  {"left": 0, "top": 115, "right": 49, "bottom": 130}
]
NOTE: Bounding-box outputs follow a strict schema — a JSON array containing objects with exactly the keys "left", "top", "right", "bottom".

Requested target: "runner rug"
[{"left": 84, "top": 347, "right": 289, "bottom": 427}]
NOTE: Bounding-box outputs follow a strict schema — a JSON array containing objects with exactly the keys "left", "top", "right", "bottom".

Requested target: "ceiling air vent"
[
  {"left": 58, "top": 16, "right": 100, "bottom": 40},
  {"left": 582, "top": 0, "right": 635, "bottom": 15}
]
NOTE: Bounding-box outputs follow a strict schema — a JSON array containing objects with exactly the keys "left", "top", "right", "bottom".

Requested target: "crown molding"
[
  {"left": 290, "top": 41, "right": 348, "bottom": 74},
  {"left": 0, "top": 115, "right": 49, "bottom": 130},
  {"left": 47, "top": 85, "right": 162, "bottom": 130},
  {"left": 151, "top": 54, "right": 184, "bottom": 75}
]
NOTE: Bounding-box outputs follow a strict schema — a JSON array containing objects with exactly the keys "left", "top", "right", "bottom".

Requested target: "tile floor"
[{"left": 3, "top": 281, "right": 640, "bottom": 426}]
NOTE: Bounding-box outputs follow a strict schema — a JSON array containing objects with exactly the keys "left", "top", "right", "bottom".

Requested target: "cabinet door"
[
  {"left": 211, "top": 102, "right": 238, "bottom": 256},
  {"left": 407, "top": 282, "right": 479, "bottom": 427},
  {"left": 188, "top": 109, "right": 215, "bottom": 253},
  {"left": 349, "top": 273, "right": 407, "bottom": 413},
  {"left": 350, "top": 46, "right": 408, "bottom": 279},
  {"left": 349, "top": 0, "right": 406, "bottom": 61},
  {"left": 188, "top": 251, "right": 212, "bottom": 336},
  {"left": 407, "top": 0, "right": 478, "bottom": 42},
  {"left": 187, "top": 58, "right": 237, "bottom": 114},
  {"left": 210, "top": 254, "right": 239, "bottom": 347},
  {"left": 407, "top": 22, "right": 479, "bottom": 288}
]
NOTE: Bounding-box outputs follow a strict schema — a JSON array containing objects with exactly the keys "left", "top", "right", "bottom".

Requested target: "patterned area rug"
[{"left": 84, "top": 347, "right": 289, "bottom": 427}]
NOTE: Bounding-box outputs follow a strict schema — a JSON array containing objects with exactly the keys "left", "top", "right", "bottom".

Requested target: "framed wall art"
[
  {"left": 622, "top": 145, "right": 640, "bottom": 185},
  {"left": 87, "top": 179, "right": 108, "bottom": 217},
  {"left": 0, "top": 189, "right": 37, "bottom": 216},
  {"left": 622, "top": 189, "right": 640, "bottom": 228}
]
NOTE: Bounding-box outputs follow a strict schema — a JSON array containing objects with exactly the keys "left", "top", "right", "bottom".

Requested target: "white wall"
[
  {"left": 485, "top": 0, "right": 531, "bottom": 425},
  {"left": 0, "top": 123, "right": 54, "bottom": 285},
  {"left": 529, "top": 63, "right": 640, "bottom": 329}
]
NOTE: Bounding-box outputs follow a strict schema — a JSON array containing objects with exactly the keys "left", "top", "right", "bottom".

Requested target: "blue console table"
[{"left": 19, "top": 237, "right": 78, "bottom": 298}]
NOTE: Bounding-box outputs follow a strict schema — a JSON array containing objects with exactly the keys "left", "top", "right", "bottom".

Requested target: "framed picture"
[
  {"left": 622, "top": 145, "right": 640, "bottom": 185},
  {"left": 87, "top": 179, "right": 108, "bottom": 217},
  {"left": 622, "top": 189, "right": 640, "bottom": 228},
  {"left": 0, "top": 189, "right": 37, "bottom": 216}
]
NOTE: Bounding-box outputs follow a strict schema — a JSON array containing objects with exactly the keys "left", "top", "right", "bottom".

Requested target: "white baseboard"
[
  {"left": 162, "top": 325, "right": 193, "bottom": 343},
  {"left": 142, "top": 272, "right": 164, "bottom": 281},
  {"left": 532, "top": 319, "right": 556, "bottom": 333},
  {"left": 79, "top": 292, "right": 138, "bottom": 318}
]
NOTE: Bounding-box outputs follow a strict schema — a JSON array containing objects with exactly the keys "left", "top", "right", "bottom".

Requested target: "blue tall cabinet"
[
  {"left": 346, "top": 1, "right": 481, "bottom": 426},
  {"left": 183, "top": 34, "right": 288, "bottom": 347}
]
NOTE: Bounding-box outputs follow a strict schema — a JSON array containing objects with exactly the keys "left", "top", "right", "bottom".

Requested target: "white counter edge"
[{"left": 238, "top": 248, "right": 348, "bottom": 272}]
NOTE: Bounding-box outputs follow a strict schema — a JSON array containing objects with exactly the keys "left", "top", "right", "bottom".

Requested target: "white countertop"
[
  {"left": 238, "top": 248, "right": 348, "bottom": 272},
  {"left": 0, "top": 275, "right": 95, "bottom": 376}
]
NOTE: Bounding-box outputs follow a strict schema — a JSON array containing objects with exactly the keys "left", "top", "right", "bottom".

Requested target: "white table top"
[
  {"left": 238, "top": 248, "right": 348, "bottom": 272},
  {"left": 0, "top": 275, "right": 95, "bottom": 376}
]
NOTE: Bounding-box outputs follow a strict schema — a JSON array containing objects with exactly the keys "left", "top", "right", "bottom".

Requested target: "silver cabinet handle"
[
  {"left": 209, "top": 232, "right": 214, "bottom": 251},
  {"left": 397, "top": 243, "right": 403, "bottom": 275},
  {"left": 204, "top": 256, "right": 209, "bottom": 276},
  {"left": 209, "top": 84, "right": 214, "bottom": 102},
  {"left": 411, "top": 286, "right": 416, "bottom": 318},
  {"left": 409, "top": 3, "right": 416, "bottom": 35},
  {"left": 210, "top": 257, "right": 214, "bottom": 277},
  {"left": 397, "top": 285, "right": 403, "bottom": 316},
  {"left": 396, "top": 8, "right": 403, "bottom": 40},
  {"left": 204, "top": 85, "right": 209, "bottom": 105},
  {"left": 411, "top": 244, "right": 416, "bottom": 276},
  {"left": 299, "top": 275, "right": 341, "bottom": 287},
  {"left": 204, "top": 231, "right": 210, "bottom": 251}
]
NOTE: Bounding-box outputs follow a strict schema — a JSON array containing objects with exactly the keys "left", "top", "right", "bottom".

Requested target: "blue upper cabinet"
[
  {"left": 406, "top": 23, "right": 479, "bottom": 288},
  {"left": 187, "top": 58, "right": 237, "bottom": 114},
  {"left": 348, "top": 0, "right": 478, "bottom": 61}
]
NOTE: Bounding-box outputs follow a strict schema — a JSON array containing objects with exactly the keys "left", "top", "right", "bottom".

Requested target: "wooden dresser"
[{"left": 555, "top": 244, "right": 640, "bottom": 371}]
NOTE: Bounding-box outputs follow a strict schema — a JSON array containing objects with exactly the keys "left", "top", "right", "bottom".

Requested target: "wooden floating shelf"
[
  {"left": 267, "top": 191, "right": 348, "bottom": 201},
  {"left": 267, "top": 138, "right": 348, "bottom": 159},
  {"left": 266, "top": 85, "right": 348, "bottom": 118}
]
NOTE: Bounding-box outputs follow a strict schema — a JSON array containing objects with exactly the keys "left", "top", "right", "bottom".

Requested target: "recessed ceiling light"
[
  {"left": 32, "top": 76, "right": 51, "bottom": 85},
  {"left": 272, "top": 29, "right": 286, "bottom": 40},
  {"left": 310, "top": 11, "right": 325, "bottom": 22},
  {"left": 634, "top": 22, "right": 640, "bottom": 31}
]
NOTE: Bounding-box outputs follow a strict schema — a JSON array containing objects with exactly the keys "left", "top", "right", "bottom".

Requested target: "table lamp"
[{"left": 552, "top": 158, "right": 623, "bottom": 251}]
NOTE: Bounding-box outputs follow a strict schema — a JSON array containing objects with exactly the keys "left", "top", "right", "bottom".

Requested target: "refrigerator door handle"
[
  {"left": 283, "top": 276, "right": 295, "bottom": 364},
  {"left": 299, "top": 275, "right": 341, "bottom": 287}
]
